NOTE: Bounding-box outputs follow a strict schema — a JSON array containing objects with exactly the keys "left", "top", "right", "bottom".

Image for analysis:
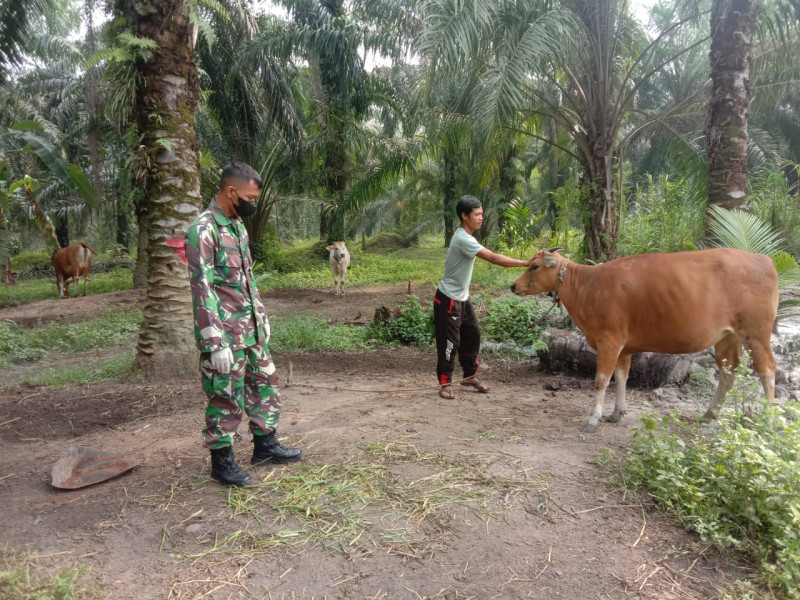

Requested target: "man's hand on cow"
[{"left": 211, "top": 347, "right": 234, "bottom": 374}]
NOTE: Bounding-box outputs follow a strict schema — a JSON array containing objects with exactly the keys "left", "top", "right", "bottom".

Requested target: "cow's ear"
[
  {"left": 546, "top": 246, "right": 562, "bottom": 253},
  {"left": 326, "top": 245, "right": 332, "bottom": 251},
  {"left": 543, "top": 251, "right": 559, "bottom": 268}
]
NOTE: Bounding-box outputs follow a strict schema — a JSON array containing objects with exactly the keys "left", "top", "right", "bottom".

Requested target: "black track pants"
[{"left": 433, "top": 289, "right": 480, "bottom": 385}]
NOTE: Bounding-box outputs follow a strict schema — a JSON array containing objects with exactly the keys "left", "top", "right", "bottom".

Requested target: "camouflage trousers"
[{"left": 201, "top": 344, "right": 281, "bottom": 449}]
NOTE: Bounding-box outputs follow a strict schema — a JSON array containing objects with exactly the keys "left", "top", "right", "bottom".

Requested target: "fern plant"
[{"left": 707, "top": 205, "right": 800, "bottom": 320}]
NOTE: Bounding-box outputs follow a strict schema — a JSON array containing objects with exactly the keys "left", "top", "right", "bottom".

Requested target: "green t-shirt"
[{"left": 437, "top": 227, "right": 484, "bottom": 301}]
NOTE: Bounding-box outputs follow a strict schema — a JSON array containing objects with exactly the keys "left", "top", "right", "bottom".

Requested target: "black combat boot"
[
  {"left": 251, "top": 432, "right": 303, "bottom": 465},
  {"left": 210, "top": 446, "right": 252, "bottom": 487}
]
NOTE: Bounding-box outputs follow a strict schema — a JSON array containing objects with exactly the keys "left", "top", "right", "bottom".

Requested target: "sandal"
[
  {"left": 439, "top": 385, "right": 455, "bottom": 399},
  {"left": 460, "top": 378, "right": 490, "bottom": 393}
]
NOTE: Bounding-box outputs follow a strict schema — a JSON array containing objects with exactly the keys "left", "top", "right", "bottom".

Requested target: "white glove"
[{"left": 210, "top": 347, "right": 234, "bottom": 374}]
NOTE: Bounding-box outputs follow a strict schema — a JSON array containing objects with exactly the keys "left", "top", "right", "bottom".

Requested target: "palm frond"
[
  {"left": 0, "top": 0, "right": 57, "bottom": 84},
  {"left": 773, "top": 250, "right": 800, "bottom": 289},
  {"left": 474, "top": 9, "right": 575, "bottom": 142},
  {"left": 707, "top": 205, "right": 783, "bottom": 254}
]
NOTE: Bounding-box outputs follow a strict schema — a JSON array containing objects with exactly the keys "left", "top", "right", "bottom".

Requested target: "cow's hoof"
[
  {"left": 606, "top": 410, "right": 625, "bottom": 424},
  {"left": 699, "top": 410, "right": 715, "bottom": 423},
  {"left": 581, "top": 423, "right": 597, "bottom": 434}
]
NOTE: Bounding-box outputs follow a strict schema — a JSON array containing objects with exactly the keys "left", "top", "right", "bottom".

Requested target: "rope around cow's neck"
[
  {"left": 530, "top": 258, "right": 569, "bottom": 326},
  {"left": 552, "top": 259, "right": 568, "bottom": 306}
]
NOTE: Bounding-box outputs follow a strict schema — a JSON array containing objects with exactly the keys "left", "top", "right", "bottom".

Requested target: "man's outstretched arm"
[{"left": 476, "top": 248, "right": 531, "bottom": 268}]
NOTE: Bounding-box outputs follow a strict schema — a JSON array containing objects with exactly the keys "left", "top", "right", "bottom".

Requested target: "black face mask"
[{"left": 232, "top": 193, "right": 257, "bottom": 218}]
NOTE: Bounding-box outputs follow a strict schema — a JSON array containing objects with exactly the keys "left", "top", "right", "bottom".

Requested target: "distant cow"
[
  {"left": 511, "top": 248, "right": 779, "bottom": 433},
  {"left": 53, "top": 242, "right": 97, "bottom": 299},
  {"left": 326, "top": 241, "right": 351, "bottom": 297}
]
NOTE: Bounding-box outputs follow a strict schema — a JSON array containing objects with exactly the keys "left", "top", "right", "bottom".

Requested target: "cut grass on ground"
[{"left": 145, "top": 438, "right": 536, "bottom": 570}]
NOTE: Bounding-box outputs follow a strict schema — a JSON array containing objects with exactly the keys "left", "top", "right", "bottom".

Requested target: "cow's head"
[
  {"left": 326, "top": 241, "right": 348, "bottom": 263},
  {"left": 510, "top": 247, "right": 562, "bottom": 296}
]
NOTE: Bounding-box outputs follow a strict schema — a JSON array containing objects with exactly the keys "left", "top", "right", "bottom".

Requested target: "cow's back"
[
  {"left": 54, "top": 242, "right": 93, "bottom": 278},
  {"left": 568, "top": 248, "right": 778, "bottom": 354}
]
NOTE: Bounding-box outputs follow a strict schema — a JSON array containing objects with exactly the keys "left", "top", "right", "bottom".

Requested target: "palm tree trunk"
[
  {"left": 123, "top": 0, "right": 203, "bottom": 380},
  {"left": 85, "top": 0, "right": 103, "bottom": 202},
  {"left": 442, "top": 150, "right": 458, "bottom": 246},
  {"left": 497, "top": 144, "right": 517, "bottom": 245},
  {"left": 705, "top": 0, "right": 760, "bottom": 225},
  {"left": 322, "top": 136, "right": 347, "bottom": 242},
  {"left": 54, "top": 213, "right": 69, "bottom": 249},
  {"left": 116, "top": 196, "right": 129, "bottom": 251},
  {"left": 583, "top": 152, "right": 620, "bottom": 262},
  {"left": 0, "top": 204, "right": 15, "bottom": 285},
  {"left": 133, "top": 200, "right": 148, "bottom": 288},
  {"left": 26, "top": 189, "right": 60, "bottom": 255}
]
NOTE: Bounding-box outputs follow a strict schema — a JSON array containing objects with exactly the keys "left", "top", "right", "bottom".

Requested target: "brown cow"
[
  {"left": 511, "top": 248, "right": 778, "bottom": 432},
  {"left": 53, "top": 242, "right": 97, "bottom": 299}
]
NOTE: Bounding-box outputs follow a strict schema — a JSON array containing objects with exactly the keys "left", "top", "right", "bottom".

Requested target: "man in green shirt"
[
  {"left": 435, "top": 195, "right": 532, "bottom": 399},
  {"left": 185, "top": 162, "right": 301, "bottom": 487}
]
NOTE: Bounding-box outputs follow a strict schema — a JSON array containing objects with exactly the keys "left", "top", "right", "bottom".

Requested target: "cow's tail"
[{"left": 80, "top": 242, "right": 98, "bottom": 255}]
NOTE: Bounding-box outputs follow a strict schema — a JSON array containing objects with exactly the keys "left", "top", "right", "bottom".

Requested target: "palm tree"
[
  {"left": 113, "top": 0, "right": 204, "bottom": 379},
  {"left": 194, "top": 4, "right": 303, "bottom": 253},
  {"left": 417, "top": 0, "right": 710, "bottom": 260},
  {"left": 705, "top": 0, "right": 760, "bottom": 217},
  {"left": 244, "top": 0, "right": 408, "bottom": 243}
]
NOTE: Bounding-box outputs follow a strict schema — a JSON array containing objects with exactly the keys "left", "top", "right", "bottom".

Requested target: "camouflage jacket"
[{"left": 185, "top": 201, "right": 269, "bottom": 353}]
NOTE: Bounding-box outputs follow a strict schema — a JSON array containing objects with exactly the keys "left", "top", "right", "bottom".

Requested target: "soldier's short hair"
[
  {"left": 219, "top": 162, "right": 263, "bottom": 191},
  {"left": 456, "top": 195, "right": 482, "bottom": 222}
]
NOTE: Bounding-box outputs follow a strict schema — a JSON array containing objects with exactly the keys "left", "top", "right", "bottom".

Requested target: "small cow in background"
[
  {"left": 326, "top": 241, "right": 351, "bottom": 297},
  {"left": 53, "top": 242, "right": 97, "bottom": 299}
]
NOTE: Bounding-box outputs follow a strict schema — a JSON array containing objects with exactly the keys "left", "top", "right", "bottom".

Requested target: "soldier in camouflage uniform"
[{"left": 185, "top": 162, "right": 302, "bottom": 487}]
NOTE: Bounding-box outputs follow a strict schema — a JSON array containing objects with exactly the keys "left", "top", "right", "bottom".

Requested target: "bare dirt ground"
[{"left": 0, "top": 286, "right": 758, "bottom": 600}]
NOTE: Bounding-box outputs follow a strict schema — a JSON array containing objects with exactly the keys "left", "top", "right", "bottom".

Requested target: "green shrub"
[
  {"left": 621, "top": 400, "right": 800, "bottom": 597},
  {"left": 619, "top": 174, "right": 705, "bottom": 255},
  {"left": 478, "top": 294, "right": 549, "bottom": 351},
  {"left": 752, "top": 166, "right": 800, "bottom": 258},
  {"left": 366, "top": 295, "right": 434, "bottom": 346},
  {"left": 269, "top": 315, "right": 370, "bottom": 352},
  {"left": 364, "top": 233, "right": 411, "bottom": 251}
]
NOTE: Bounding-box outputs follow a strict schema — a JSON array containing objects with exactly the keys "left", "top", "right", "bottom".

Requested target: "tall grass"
[{"left": 619, "top": 174, "right": 705, "bottom": 255}]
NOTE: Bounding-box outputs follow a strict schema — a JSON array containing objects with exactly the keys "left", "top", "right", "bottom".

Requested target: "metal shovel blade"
[{"left": 51, "top": 445, "right": 140, "bottom": 489}]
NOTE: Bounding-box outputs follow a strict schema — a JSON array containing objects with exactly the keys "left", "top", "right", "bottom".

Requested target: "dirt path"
[{"left": 0, "top": 289, "right": 754, "bottom": 599}]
